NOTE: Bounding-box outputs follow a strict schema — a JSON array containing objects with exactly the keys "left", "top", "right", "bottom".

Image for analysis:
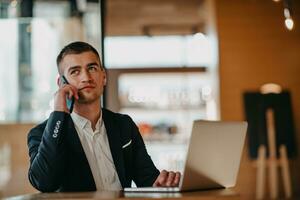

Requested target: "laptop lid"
[
  {"left": 124, "top": 120, "right": 247, "bottom": 193},
  {"left": 180, "top": 120, "right": 247, "bottom": 191}
]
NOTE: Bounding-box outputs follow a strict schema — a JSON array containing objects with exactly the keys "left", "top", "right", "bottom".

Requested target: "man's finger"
[
  {"left": 68, "top": 89, "right": 74, "bottom": 99},
  {"left": 70, "top": 85, "right": 79, "bottom": 99},
  {"left": 157, "top": 170, "right": 168, "bottom": 186},
  {"left": 153, "top": 170, "right": 168, "bottom": 187},
  {"left": 166, "top": 171, "right": 175, "bottom": 186},
  {"left": 172, "top": 172, "right": 181, "bottom": 187},
  {"left": 62, "top": 84, "right": 78, "bottom": 100}
]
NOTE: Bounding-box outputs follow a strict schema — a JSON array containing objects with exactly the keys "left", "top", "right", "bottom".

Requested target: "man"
[{"left": 27, "top": 41, "right": 180, "bottom": 192}]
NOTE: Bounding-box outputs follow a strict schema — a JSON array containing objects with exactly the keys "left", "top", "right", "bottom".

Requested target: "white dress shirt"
[{"left": 71, "top": 112, "right": 122, "bottom": 190}]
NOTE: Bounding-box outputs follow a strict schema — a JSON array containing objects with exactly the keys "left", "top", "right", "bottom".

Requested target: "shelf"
[
  {"left": 120, "top": 106, "right": 206, "bottom": 111},
  {"left": 142, "top": 132, "right": 190, "bottom": 144},
  {"left": 107, "top": 67, "right": 207, "bottom": 74}
]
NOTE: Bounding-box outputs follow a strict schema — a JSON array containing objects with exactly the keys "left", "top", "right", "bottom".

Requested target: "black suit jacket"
[{"left": 27, "top": 108, "right": 159, "bottom": 192}]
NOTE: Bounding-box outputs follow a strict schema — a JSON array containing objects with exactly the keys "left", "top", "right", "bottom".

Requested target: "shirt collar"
[{"left": 71, "top": 111, "right": 103, "bottom": 132}]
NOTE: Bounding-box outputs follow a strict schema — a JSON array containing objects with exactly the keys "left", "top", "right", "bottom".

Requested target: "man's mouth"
[{"left": 78, "top": 85, "right": 95, "bottom": 91}]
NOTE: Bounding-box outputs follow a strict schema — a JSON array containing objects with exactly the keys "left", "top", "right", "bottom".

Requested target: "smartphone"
[{"left": 61, "top": 75, "right": 75, "bottom": 113}]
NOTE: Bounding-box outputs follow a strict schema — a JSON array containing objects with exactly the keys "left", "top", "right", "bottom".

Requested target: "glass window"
[
  {"left": 0, "top": 1, "right": 101, "bottom": 123},
  {"left": 0, "top": 19, "right": 18, "bottom": 122},
  {"left": 105, "top": 34, "right": 214, "bottom": 68}
]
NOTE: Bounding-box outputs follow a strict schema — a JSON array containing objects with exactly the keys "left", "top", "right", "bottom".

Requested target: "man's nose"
[{"left": 81, "top": 69, "right": 92, "bottom": 82}]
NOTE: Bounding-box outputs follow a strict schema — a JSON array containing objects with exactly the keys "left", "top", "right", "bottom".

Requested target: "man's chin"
[{"left": 77, "top": 95, "right": 100, "bottom": 104}]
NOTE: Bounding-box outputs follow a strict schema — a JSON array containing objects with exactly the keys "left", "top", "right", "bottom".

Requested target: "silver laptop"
[{"left": 124, "top": 120, "right": 247, "bottom": 192}]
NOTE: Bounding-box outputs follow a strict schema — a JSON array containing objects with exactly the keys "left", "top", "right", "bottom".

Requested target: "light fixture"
[
  {"left": 285, "top": 18, "right": 294, "bottom": 30},
  {"left": 10, "top": 0, "right": 18, "bottom": 8},
  {"left": 260, "top": 83, "right": 282, "bottom": 94},
  {"left": 193, "top": 32, "right": 206, "bottom": 40},
  {"left": 272, "top": 0, "right": 294, "bottom": 30},
  {"left": 283, "top": 0, "right": 294, "bottom": 30},
  {"left": 142, "top": 24, "right": 204, "bottom": 36}
]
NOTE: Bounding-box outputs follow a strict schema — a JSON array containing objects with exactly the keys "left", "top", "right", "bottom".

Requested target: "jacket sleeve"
[
  {"left": 27, "top": 111, "right": 70, "bottom": 192},
  {"left": 128, "top": 116, "right": 160, "bottom": 186}
]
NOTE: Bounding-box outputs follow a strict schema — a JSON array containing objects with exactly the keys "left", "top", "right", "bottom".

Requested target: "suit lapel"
[
  {"left": 66, "top": 115, "right": 85, "bottom": 154},
  {"left": 102, "top": 109, "right": 126, "bottom": 187},
  {"left": 65, "top": 115, "right": 96, "bottom": 190}
]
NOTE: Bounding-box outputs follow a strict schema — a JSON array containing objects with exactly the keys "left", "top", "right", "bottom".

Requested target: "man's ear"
[
  {"left": 56, "top": 74, "right": 61, "bottom": 87},
  {"left": 103, "top": 75, "right": 107, "bottom": 86},
  {"left": 103, "top": 71, "right": 107, "bottom": 86}
]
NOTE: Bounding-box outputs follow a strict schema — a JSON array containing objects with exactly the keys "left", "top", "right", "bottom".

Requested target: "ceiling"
[
  {"left": 105, "top": 0, "right": 207, "bottom": 36},
  {"left": 32, "top": 0, "right": 207, "bottom": 36}
]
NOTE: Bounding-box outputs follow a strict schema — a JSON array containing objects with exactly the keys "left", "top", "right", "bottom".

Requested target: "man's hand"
[
  {"left": 153, "top": 170, "right": 181, "bottom": 187},
  {"left": 54, "top": 83, "right": 79, "bottom": 113}
]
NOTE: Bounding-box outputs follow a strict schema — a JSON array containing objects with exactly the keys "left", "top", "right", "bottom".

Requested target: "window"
[{"left": 105, "top": 34, "right": 214, "bottom": 68}]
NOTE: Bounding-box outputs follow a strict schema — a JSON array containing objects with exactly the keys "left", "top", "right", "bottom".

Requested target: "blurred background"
[{"left": 0, "top": 0, "right": 299, "bottom": 198}]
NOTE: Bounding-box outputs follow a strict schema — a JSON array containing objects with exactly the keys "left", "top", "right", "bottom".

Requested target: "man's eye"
[
  {"left": 70, "top": 70, "right": 79, "bottom": 75},
  {"left": 88, "top": 66, "right": 98, "bottom": 71}
]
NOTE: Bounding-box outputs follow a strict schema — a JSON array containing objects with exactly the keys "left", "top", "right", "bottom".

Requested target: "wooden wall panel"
[
  {"left": 0, "top": 124, "right": 37, "bottom": 197},
  {"left": 216, "top": 0, "right": 300, "bottom": 197}
]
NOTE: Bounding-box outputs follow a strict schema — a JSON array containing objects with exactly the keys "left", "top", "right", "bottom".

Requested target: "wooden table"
[{"left": 4, "top": 189, "right": 240, "bottom": 200}]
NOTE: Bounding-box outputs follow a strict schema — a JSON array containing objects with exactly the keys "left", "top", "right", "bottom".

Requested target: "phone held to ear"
[{"left": 61, "top": 75, "right": 75, "bottom": 113}]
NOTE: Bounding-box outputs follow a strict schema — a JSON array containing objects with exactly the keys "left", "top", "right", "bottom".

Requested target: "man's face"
[{"left": 59, "top": 51, "right": 106, "bottom": 104}]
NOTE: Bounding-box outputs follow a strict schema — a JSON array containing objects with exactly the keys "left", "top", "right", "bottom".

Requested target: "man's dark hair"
[{"left": 56, "top": 41, "right": 102, "bottom": 73}]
